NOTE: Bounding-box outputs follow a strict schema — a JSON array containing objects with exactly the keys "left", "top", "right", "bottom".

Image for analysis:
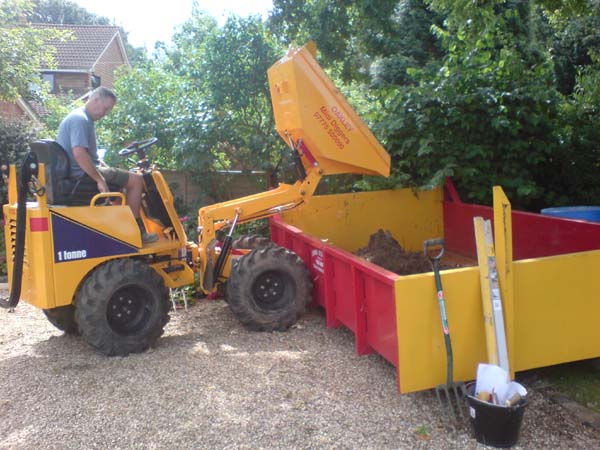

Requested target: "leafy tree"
[
  {"left": 269, "top": 0, "right": 445, "bottom": 85},
  {"left": 100, "top": 64, "right": 182, "bottom": 169},
  {"left": 96, "top": 11, "right": 287, "bottom": 202},
  {"left": 538, "top": 0, "right": 595, "bottom": 17},
  {"left": 543, "top": 3, "right": 600, "bottom": 95},
  {"left": 0, "top": 0, "right": 68, "bottom": 101},
  {"left": 268, "top": 0, "right": 600, "bottom": 209},
  {"left": 29, "top": 0, "right": 110, "bottom": 25},
  {"left": 373, "top": 1, "right": 561, "bottom": 209},
  {"left": 37, "top": 87, "right": 76, "bottom": 137},
  {"left": 0, "top": 120, "right": 36, "bottom": 165},
  {"left": 164, "top": 12, "right": 286, "bottom": 201},
  {"left": 269, "top": 0, "right": 361, "bottom": 82},
  {"left": 550, "top": 51, "right": 600, "bottom": 206}
]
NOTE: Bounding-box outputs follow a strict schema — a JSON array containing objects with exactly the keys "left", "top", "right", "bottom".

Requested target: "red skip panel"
[
  {"left": 443, "top": 179, "right": 600, "bottom": 260},
  {"left": 270, "top": 217, "right": 399, "bottom": 369}
]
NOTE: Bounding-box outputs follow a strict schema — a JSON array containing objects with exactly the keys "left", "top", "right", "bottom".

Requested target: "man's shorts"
[{"left": 97, "top": 167, "right": 130, "bottom": 188}]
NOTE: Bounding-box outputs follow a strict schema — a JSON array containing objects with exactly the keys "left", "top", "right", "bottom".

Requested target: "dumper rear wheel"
[
  {"left": 227, "top": 244, "right": 312, "bottom": 331},
  {"left": 43, "top": 305, "right": 79, "bottom": 335},
  {"left": 75, "top": 259, "right": 170, "bottom": 356}
]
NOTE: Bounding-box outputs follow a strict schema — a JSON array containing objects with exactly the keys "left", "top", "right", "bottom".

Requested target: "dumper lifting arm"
[{"left": 196, "top": 43, "right": 390, "bottom": 293}]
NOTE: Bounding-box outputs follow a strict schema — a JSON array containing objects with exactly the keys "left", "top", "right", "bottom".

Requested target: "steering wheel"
[{"left": 118, "top": 137, "right": 158, "bottom": 157}]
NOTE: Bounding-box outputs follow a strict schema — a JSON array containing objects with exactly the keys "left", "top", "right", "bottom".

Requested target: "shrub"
[
  {"left": 0, "top": 119, "right": 36, "bottom": 275},
  {"left": 0, "top": 119, "right": 36, "bottom": 207}
]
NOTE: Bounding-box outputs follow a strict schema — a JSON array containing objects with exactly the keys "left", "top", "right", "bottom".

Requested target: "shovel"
[{"left": 424, "top": 239, "right": 467, "bottom": 422}]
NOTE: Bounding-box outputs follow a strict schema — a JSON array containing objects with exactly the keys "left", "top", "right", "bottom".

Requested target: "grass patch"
[
  {"left": 536, "top": 360, "right": 600, "bottom": 413},
  {"left": 414, "top": 424, "right": 431, "bottom": 440}
]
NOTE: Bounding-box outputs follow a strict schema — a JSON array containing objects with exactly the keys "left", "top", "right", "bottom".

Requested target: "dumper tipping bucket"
[{"left": 268, "top": 43, "right": 390, "bottom": 177}]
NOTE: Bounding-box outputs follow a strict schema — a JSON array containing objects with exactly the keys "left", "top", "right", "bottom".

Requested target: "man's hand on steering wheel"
[{"left": 118, "top": 137, "right": 158, "bottom": 157}]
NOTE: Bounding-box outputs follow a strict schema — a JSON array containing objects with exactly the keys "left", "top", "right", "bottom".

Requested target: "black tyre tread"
[
  {"left": 232, "top": 235, "right": 271, "bottom": 250},
  {"left": 74, "top": 258, "right": 170, "bottom": 356},
  {"left": 216, "top": 282, "right": 228, "bottom": 301},
  {"left": 43, "top": 305, "right": 79, "bottom": 335},
  {"left": 227, "top": 244, "right": 312, "bottom": 331},
  {"left": 219, "top": 235, "right": 271, "bottom": 301}
]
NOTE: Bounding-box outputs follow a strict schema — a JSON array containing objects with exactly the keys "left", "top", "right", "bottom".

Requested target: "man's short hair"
[{"left": 90, "top": 86, "right": 117, "bottom": 102}]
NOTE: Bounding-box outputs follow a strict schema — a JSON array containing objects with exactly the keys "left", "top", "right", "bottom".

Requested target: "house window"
[
  {"left": 41, "top": 73, "right": 55, "bottom": 92},
  {"left": 91, "top": 74, "right": 101, "bottom": 89}
]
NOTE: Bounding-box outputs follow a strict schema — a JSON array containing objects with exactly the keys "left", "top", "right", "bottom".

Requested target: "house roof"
[{"left": 30, "top": 23, "right": 128, "bottom": 71}]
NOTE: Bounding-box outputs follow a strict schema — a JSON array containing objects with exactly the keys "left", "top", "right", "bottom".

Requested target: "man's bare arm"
[{"left": 73, "top": 146, "right": 108, "bottom": 192}]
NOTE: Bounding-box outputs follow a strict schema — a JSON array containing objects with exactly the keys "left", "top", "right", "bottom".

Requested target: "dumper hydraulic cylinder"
[{"left": 213, "top": 212, "right": 240, "bottom": 283}]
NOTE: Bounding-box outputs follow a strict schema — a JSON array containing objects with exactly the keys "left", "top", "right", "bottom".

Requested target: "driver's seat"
[{"left": 30, "top": 140, "right": 119, "bottom": 206}]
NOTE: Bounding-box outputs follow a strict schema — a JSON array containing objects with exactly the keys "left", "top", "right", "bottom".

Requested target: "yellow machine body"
[
  {"left": 3, "top": 42, "right": 390, "bottom": 308},
  {"left": 0, "top": 42, "right": 391, "bottom": 360},
  {"left": 268, "top": 43, "right": 390, "bottom": 177},
  {"left": 3, "top": 165, "right": 194, "bottom": 311}
]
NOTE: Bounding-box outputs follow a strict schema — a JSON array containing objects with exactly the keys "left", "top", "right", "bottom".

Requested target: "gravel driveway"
[{"left": 1, "top": 295, "right": 599, "bottom": 450}]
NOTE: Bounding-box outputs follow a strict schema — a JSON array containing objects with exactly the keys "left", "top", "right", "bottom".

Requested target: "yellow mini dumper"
[{"left": 1, "top": 43, "right": 390, "bottom": 356}]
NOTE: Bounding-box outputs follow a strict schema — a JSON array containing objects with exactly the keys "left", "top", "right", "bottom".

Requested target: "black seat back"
[
  {"left": 29, "top": 140, "right": 112, "bottom": 206},
  {"left": 29, "top": 140, "right": 71, "bottom": 204}
]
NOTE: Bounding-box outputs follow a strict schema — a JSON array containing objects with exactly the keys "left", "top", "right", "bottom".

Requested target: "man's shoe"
[
  {"left": 136, "top": 217, "right": 159, "bottom": 244},
  {"left": 141, "top": 231, "right": 159, "bottom": 244}
]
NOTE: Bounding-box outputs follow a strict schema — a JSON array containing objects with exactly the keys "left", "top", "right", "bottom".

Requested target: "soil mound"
[{"left": 355, "top": 229, "right": 432, "bottom": 275}]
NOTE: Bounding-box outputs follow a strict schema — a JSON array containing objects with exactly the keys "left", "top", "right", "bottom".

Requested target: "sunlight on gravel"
[{"left": 0, "top": 291, "right": 599, "bottom": 449}]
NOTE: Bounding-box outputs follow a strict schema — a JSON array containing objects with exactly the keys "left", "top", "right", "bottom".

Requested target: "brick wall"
[
  {"left": 162, "top": 170, "right": 268, "bottom": 210},
  {"left": 0, "top": 101, "right": 26, "bottom": 122},
  {"left": 94, "top": 39, "right": 126, "bottom": 89},
  {"left": 55, "top": 72, "right": 90, "bottom": 96}
]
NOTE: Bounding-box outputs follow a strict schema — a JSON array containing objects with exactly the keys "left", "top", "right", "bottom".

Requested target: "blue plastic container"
[{"left": 540, "top": 206, "right": 600, "bottom": 223}]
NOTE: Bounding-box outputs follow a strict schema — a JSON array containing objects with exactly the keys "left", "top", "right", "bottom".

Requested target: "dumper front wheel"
[
  {"left": 219, "top": 235, "right": 272, "bottom": 301},
  {"left": 232, "top": 235, "right": 270, "bottom": 250},
  {"left": 43, "top": 305, "right": 79, "bottom": 335},
  {"left": 227, "top": 244, "right": 312, "bottom": 331},
  {"left": 75, "top": 259, "right": 170, "bottom": 356}
]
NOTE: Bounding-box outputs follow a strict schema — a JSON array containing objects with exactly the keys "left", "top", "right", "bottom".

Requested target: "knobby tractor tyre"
[
  {"left": 43, "top": 305, "right": 79, "bottom": 335},
  {"left": 218, "top": 234, "right": 272, "bottom": 301},
  {"left": 231, "top": 235, "right": 271, "bottom": 250},
  {"left": 227, "top": 244, "right": 313, "bottom": 331},
  {"left": 74, "top": 258, "right": 170, "bottom": 356}
]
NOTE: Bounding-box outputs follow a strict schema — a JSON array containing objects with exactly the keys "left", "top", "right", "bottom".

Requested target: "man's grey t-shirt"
[{"left": 56, "top": 106, "right": 98, "bottom": 178}]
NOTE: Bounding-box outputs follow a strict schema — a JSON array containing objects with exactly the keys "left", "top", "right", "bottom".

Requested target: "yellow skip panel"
[
  {"left": 513, "top": 250, "right": 600, "bottom": 370},
  {"left": 279, "top": 187, "right": 443, "bottom": 254},
  {"left": 394, "top": 248, "right": 600, "bottom": 393},
  {"left": 395, "top": 267, "right": 487, "bottom": 393}
]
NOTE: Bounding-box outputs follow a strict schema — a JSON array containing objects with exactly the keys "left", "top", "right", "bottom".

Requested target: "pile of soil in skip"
[{"left": 355, "top": 229, "right": 433, "bottom": 275}]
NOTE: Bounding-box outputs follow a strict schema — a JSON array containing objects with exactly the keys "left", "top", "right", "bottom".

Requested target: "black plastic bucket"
[{"left": 466, "top": 384, "right": 528, "bottom": 448}]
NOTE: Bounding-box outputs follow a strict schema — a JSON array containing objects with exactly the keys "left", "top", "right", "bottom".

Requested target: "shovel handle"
[
  {"left": 424, "top": 238, "right": 445, "bottom": 262},
  {"left": 425, "top": 238, "right": 454, "bottom": 388}
]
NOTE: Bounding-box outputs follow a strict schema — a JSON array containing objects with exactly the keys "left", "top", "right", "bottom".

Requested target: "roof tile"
[{"left": 30, "top": 23, "right": 122, "bottom": 70}]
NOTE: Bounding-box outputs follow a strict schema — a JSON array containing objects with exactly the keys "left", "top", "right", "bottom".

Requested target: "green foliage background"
[{"left": 3, "top": 0, "right": 600, "bottom": 211}]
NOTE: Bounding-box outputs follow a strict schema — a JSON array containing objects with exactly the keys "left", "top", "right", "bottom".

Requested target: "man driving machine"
[{"left": 57, "top": 86, "right": 158, "bottom": 244}]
